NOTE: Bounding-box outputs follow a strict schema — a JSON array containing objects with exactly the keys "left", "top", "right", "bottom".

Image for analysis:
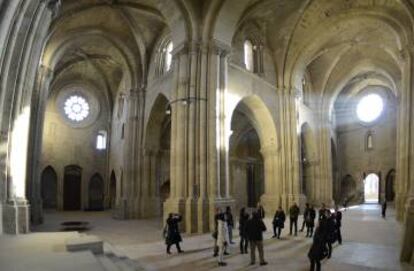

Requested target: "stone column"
[
  {"left": 260, "top": 145, "right": 281, "bottom": 216},
  {"left": 1, "top": 0, "right": 56, "bottom": 234},
  {"left": 278, "top": 88, "right": 301, "bottom": 211},
  {"left": 400, "top": 47, "right": 414, "bottom": 264}
]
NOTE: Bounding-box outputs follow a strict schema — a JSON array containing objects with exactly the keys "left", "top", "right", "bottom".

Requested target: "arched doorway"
[
  {"left": 89, "top": 173, "right": 104, "bottom": 210},
  {"left": 64, "top": 165, "right": 81, "bottom": 210},
  {"left": 41, "top": 166, "right": 57, "bottom": 209},
  {"left": 160, "top": 180, "right": 170, "bottom": 206},
  {"left": 109, "top": 170, "right": 116, "bottom": 209},
  {"left": 364, "top": 173, "right": 379, "bottom": 204},
  {"left": 143, "top": 94, "right": 171, "bottom": 217},
  {"left": 230, "top": 124, "right": 264, "bottom": 209},
  {"left": 385, "top": 169, "right": 395, "bottom": 202}
]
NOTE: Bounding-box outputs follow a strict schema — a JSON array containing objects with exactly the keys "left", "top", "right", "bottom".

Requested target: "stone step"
[{"left": 66, "top": 235, "right": 104, "bottom": 254}]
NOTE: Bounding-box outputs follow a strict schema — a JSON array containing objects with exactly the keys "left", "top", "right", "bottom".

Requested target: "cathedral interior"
[{"left": 0, "top": 0, "right": 414, "bottom": 270}]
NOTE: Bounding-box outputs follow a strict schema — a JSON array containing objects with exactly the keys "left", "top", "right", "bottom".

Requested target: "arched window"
[
  {"left": 244, "top": 40, "right": 254, "bottom": 72},
  {"left": 164, "top": 41, "right": 173, "bottom": 72},
  {"left": 96, "top": 130, "right": 107, "bottom": 150},
  {"left": 366, "top": 132, "right": 374, "bottom": 151}
]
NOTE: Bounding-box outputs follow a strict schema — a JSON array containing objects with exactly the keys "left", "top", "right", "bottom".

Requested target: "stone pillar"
[
  {"left": 319, "top": 124, "right": 335, "bottom": 206},
  {"left": 400, "top": 47, "right": 414, "bottom": 264},
  {"left": 278, "top": 88, "right": 301, "bottom": 212},
  {"left": 260, "top": 145, "right": 281, "bottom": 216}
]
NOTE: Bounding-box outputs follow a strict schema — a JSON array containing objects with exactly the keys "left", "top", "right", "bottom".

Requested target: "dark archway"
[
  {"left": 89, "top": 173, "right": 104, "bottom": 211},
  {"left": 230, "top": 104, "right": 264, "bottom": 210},
  {"left": 385, "top": 169, "right": 396, "bottom": 202},
  {"left": 64, "top": 165, "right": 81, "bottom": 210},
  {"left": 41, "top": 166, "right": 57, "bottom": 209},
  {"left": 160, "top": 180, "right": 170, "bottom": 206},
  {"left": 109, "top": 170, "right": 116, "bottom": 209}
]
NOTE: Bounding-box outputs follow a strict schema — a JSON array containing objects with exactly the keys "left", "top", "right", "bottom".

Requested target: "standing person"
[
  {"left": 246, "top": 212, "right": 268, "bottom": 266},
  {"left": 334, "top": 206, "right": 342, "bottom": 245},
  {"left": 382, "top": 200, "right": 387, "bottom": 218},
  {"left": 318, "top": 203, "right": 327, "bottom": 220},
  {"left": 300, "top": 203, "right": 311, "bottom": 232},
  {"left": 289, "top": 202, "right": 300, "bottom": 236},
  {"left": 239, "top": 207, "right": 249, "bottom": 254},
  {"left": 217, "top": 214, "right": 230, "bottom": 266},
  {"left": 225, "top": 206, "right": 235, "bottom": 244},
  {"left": 325, "top": 210, "right": 336, "bottom": 259},
  {"left": 272, "top": 206, "right": 286, "bottom": 239},
  {"left": 213, "top": 208, "right": 222, "bottom": 257},
  {"left": 306, "top": 205, "right": 317, "bottom": 238},
  {"left": 165, "top": 213, "right": 184, "bottom": 254},
  {"left": 308, "top": 225, "right": 328, "bottom": 271},
  {"left": 257, "top": 202, "right": 265, "bottom": 219}
]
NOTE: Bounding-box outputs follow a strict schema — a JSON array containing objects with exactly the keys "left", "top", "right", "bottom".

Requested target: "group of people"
[
  {"left": 307, "top": 204, "right": 343, "bottom": 271},
  {"left": 213, "top": 205, "right": 268, "bottom": 266},
  {"left": 163, "top": 202, "right": 343, "bottom": 270}
]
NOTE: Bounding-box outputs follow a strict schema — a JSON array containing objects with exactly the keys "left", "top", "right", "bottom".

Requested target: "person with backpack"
[
  {"left": 165, "top": 213, "right": 184, "bottom": 254},
  {"left": 239, "top": 207, "right": 249, "bottom": 254}
]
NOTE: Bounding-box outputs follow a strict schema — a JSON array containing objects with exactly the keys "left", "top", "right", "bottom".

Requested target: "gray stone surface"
[{"left": 66, "top": 235, "right": 104, "bottom": 254}]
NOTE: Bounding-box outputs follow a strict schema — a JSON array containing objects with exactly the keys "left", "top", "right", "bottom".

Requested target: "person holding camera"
[{"left": 165, "top": 213, "right": 184, "bottom": 254}]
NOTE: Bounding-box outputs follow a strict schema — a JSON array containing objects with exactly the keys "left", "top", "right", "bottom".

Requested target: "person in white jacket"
[{"left": 217, "top": 213, "right": 230, "bottom": 266}]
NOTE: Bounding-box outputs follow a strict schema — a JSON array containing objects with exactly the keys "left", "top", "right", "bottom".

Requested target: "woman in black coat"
[
  {"left": 272, "top": 206, "right": 286, "bottom": 239},
  {"left": 165, "top": 213, "right": 184, "bottom": 254},
  {"left": 308, "top": 226, "right": 328, "bottom": 271},
  {"left": 239, "top": 207, "right": 249, "bottom": 254},
  {"left": 306, "top": 205, "right": 316, "bottom": 237}
]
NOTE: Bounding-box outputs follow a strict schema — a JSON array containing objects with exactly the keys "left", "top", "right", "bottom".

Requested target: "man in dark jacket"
[
  {"left": 289, "top": 202, "right": 300, "bottom": 236},
  {"left": 300, "top": 203, "right": 310, "bottom": 232},
  {"left": 308, "top": 226, "right": 328, "bottom": 271},
  {"left": 272, "top": 206, "right": 286, "bottom": 239},
  {"left": 334, "top": 206, "right": 342, "bottom": 244},
  {"left": 165, "top": 213, "right": 184, "bottom": 254},
  {"left": 325, "top": 210, "right": 336, "bottom": 259},
  {"left": 246, "top": 212, "right": 268, "bottom": 266},
  {"left": 306, "top": 205, "right": 317, "bottom": 237},
  {"left": 225, "top": 206, "right": 235, "bottom": 244}
]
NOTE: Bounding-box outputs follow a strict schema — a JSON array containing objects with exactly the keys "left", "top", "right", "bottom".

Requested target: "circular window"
[
  {"left": 356, "top": 94, "right": 384, "bottom": 123},
  {"left": 64, "top": 95, "right": 90, "bottom": 122}
]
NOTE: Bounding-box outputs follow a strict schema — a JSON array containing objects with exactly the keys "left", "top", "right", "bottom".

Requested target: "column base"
[
  {"left": 401, "top": 197, "right": 414, "bottom": 264},
  {"left": 197, "top": 198, "right": 209, "bottom": 233},
  {"left": 30, "top": 198, "right": 43, "bottom": 225},
  {"left": 281, "top": 194, "right": 302, "bottom": 212},
  {"left": 185, "top": 198, "right": 198, "bottom": 234},
  {"left": 3, "top": 198, "right": 30, "bottom": 234},
  {"left": 260, "top": 194, "right": 280, "bottom": 218},
  {"left": 112, "top": 198, "right": 128, "bottom": 219}
]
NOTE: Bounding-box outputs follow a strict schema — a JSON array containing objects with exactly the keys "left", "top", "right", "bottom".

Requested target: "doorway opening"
[
  {"left": 89, "top": 173, "right": 104, "bottom": 210},
  {"left": 64, "top": 165, "right": 82, "bottom": 210},
  {"left": 41, "top": 166, "right": 57, "bottom": 209},
  {"left": 364, "top": 173, "right": 379, "bottom": 204}
]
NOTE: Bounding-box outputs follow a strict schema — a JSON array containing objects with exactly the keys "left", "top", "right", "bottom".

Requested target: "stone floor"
[{"left": 30, "top": 204, "right": 414, "bottom": 270}]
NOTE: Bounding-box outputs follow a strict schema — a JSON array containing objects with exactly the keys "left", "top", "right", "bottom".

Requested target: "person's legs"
[
  {"left": 213, "top": 239, "right": 218, "bottom": 256},
  {"left": 229, "top": 226, "right": 233, "bottom": 243},
  {"left": 294, "top": 218, "right": 298, "bottom": 236},
  {"left": 310, "top": 259, "right": 316, "bottom": 271},
  {"left": 337, "top": 227, "right": 342, "bottom": 244},
  {"left": 250, "top": 241, "right": 256, "bottom": 264},
  {"left": 289, "top": 219, "right": 293, "bottom": 235},
  {"left": 257, "top": 241, "right": 266, "bottom": 264},
  {"left": 277, "top": 227, "right": 282, "bottom": 238},
  {"left": 176, "top": 242, "right": 183, "bottom": 252},
  {"left": 327, "top": 242, "right": 332, "bottom": 258},
  {"left": 244, "top": 239, "right": 249, "bottom": 253},
  {"left": 309, "top": 226, "right": 314, "bottom": 237},
  {"left": 316, "top": 260, "right": 321, "bottom": 271},
  {"left": 273, "top": 224, "right": 277, "bottom": 237},
  {"left": 167, "top": 244, "right": 171, "bottom": 254},
  {"left": 240, "top": 237, "right": 244, "bottom": 253},
  {"left": 300, "top": 219, "right": 306, "bottom": 231},
  {"left": 218, "top": 245, "right": 226, "bottom": 264}
]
